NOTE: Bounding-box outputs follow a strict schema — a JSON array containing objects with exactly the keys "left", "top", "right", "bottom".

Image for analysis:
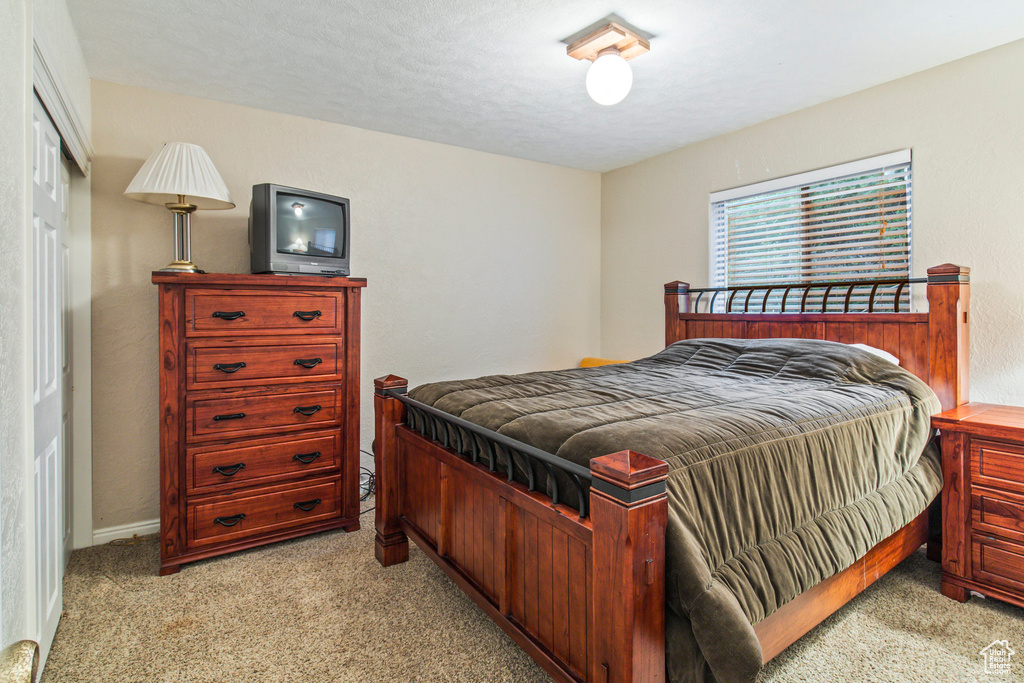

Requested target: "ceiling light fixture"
[
  {"left": 292, "top": 202, "right": 304, "bottom": 216},
  {"left": 567, "top": 21, "right": 650, "bottom": 106}
]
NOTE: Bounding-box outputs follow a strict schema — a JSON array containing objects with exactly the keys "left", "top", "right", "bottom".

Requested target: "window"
[{"left": 710, "top": 151, "right": 912, "bottom": 311}]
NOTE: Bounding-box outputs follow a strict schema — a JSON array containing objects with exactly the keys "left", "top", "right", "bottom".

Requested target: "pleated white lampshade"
[{"left": 124, "top": 142, "right": 235, "bottom": 209}]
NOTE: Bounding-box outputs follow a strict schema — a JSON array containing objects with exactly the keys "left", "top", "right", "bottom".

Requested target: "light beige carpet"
[{"left": 43, "top": 504, "right": 1024, "bottom": 682}]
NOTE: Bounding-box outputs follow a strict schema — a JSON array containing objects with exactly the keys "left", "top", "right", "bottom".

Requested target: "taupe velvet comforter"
[{"left": 408, "top": 338, "right": 942, "bottom": 682}]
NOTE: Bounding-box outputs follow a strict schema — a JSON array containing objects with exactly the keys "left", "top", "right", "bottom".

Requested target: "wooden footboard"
[{"left": 374, "top": 376, "right": 668, "bottom": 683}]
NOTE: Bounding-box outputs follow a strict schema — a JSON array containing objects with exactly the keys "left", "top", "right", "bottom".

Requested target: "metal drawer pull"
[
  {"left": 213, "top": 362, "right": 247, "bottom": 374},
  {"left": 213, "top": 412, "right": 246, "bottom": 421},
  {"left": 213, "top": 463, "right": 246, "bottom": 476},
  {"left": 214, "top": 513, "right": 246, "bottom": 527},
  {"left": 212, "top": 311, "right": 246, "bottom": 320},
  {"left": 293, "top": 499, "right": 322, "bottom": 512},
  {"left": 292, "top": 451, "right": 322, "bottom": 464},
  {"left": 293, "top": 405, "right": 322, "bottom": 416},
  {"left": 293, "top": 310, "right": 322, "bottom": 322},
  {"left": 294, "top": 358, "right": 323, "bottom": 369}
]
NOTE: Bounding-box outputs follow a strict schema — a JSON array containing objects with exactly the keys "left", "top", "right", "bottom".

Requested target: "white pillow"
[{"left": 849, "top": 343, "right": 900, "bottom": 366}]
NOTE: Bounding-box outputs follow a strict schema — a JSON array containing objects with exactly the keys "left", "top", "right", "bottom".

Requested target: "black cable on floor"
[
  {"left": 358, "top": 451, "right": 376, "bottom": 516},
  {"left": 359, "top": 462, "right": 375, "bottom": 502}
]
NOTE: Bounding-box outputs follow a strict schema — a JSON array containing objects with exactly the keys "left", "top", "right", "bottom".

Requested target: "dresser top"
[
  {"left": 152, "top": 272, "right": 366, "bottom": 288},
  {"left": 932, "top": 402, "right": 1024, "bottom": 436}
]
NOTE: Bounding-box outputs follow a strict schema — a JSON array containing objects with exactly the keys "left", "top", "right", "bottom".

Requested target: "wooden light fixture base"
[{"left": 566, "top": 22, "right": 650, "bottom": 61}]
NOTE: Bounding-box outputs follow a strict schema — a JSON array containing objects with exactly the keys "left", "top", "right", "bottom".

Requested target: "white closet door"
[
  {"left": 61, "top": 156, "right": 73, "bottom": 567},
  {"left": 32, "top": 94, "right": 66, "bottom": 664}
]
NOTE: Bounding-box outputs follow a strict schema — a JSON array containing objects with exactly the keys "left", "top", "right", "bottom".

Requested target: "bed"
[{"left": 372, "top": 264, "right": 970, "bottom": 682}]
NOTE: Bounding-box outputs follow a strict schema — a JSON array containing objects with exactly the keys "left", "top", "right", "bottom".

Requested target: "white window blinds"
[{"left": 710, "top": 151, "right": 912, "bottom": 297}]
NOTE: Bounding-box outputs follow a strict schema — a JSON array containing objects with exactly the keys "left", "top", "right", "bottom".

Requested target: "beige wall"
[
  {"left": 33, "top": 0, "right": 92, "bottom": 137},
  {"left": 90, "top": 80, "right": 601, "bottom": 530},
  {"left": 0, "top": 0, "right": 33, "bottom": 644},
  {"left": 601, "top": 39, "right": 1024, "bottom": 405}
]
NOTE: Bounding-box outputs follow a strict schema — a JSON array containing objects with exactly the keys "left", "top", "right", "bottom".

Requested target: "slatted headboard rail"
[{"left": 664, "top": 264, "right": 970, "bottom": 411}]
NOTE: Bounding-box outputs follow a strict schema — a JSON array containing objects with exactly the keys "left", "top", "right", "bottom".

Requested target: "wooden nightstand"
[{"left": 933, "top": 403, "right": 1024, "bottom": 608}]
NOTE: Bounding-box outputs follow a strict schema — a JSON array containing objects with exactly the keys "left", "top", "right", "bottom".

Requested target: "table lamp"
[{"left": 124, "top": 142, "right": 235, "bottom": 272}]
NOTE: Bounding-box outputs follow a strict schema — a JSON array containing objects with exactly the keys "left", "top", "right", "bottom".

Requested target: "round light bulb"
[
  {"left": 292, "top": 202, "right": 304, "bottom": 217},
  {"left": 586, "top": 50, "right": 633, "bottom": 105}
]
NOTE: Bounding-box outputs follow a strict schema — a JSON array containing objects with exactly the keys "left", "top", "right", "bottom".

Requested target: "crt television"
[{"left": 249, "top": 183, "right": 350, "bottom": 276}]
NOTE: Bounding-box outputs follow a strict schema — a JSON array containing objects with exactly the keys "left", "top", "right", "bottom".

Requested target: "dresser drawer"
[
  {"left": 972, "top": 535, "right": 1024, "bottom": 593},
  {"left": 188, "top": 478, "right": 341, "bottom": 548},
  {"left": 972, "top": 485, "right": 1024, "bottom": 544},
  {"left": 971, "top": 439, "right": 1024, "bottom": 496},
  {"left": 187, "top": 431, "right": 341, "bottom": 494},
  {"left": 187, "top": 338, "right": 342, "bottom": 389},
  {"left": 186, "top": 289, "right": 342, "bottom": 336},
  {"left": 188, "top": 385, "right": 341, "bottom": 442}
]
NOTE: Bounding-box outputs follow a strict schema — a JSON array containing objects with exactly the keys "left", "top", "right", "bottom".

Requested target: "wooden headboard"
[{"left": 664, "top": 263, "right": 970, "bottom": 411}]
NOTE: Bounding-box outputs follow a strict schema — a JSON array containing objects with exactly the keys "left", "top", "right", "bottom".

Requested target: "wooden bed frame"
[{"left": 373, "top": 263, "right": 970, "bottom": 682}]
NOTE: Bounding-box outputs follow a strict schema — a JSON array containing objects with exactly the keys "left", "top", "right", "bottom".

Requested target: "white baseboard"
[{"left": 92, "top": 518, "right": 160, "bottom": 546}]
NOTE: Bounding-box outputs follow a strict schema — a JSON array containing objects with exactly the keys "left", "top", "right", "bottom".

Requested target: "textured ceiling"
[{"left": 68, "top": 0, "right": 1024, "bottom": 172}]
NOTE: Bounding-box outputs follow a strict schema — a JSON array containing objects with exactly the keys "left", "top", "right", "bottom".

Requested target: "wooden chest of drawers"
[
  {"left": 153, "top": 272, "right": 366, "bottom": 575},
  {"left": 933, "top": 403, "right": 1024, "bottom": 608}
]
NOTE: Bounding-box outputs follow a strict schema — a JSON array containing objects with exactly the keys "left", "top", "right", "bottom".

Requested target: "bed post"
[
  {"left": 664, "top": 281, "right": 689, "bottom": 347},
  {"left": 926, "top": 264, "right": 970, "bottom": 411},
  {"left": 589, "top": 450, "right": 669, "bottom": 683},
  {"left": 374, "top": 375, "right": 410, "bottom": 567}
]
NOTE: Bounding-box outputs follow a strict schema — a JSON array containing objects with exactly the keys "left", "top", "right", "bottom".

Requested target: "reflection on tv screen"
[{"left": 276, "top": 193, "right": 346, "bottom": 257}]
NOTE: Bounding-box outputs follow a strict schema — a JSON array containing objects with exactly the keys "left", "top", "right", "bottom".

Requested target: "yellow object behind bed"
[{"left": 579, "top": 357, "right": 629, "bottom": 368}]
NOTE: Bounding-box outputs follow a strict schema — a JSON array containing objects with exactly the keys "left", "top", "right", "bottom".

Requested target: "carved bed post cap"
[
  {"left": 926, "top": 264, "right": 970, "bottom": 283},
  {"left": 374, "top": 374, "right": 409, "bottom": 395},
  {"left": 591, "top": 450, "right": 669, "bottom": 490},
  {"left": 664, "top": 281, "right": 690, "bottom": 294}
]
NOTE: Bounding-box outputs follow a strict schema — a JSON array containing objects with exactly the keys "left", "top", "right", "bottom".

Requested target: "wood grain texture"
[
  {"left": 155, "top": 274, "right": 363, "bottom": 575},
  {"left": 973, "top": 486, "right": 1024, "bottom": 544},
  {"left": 972, "top": 535, "right": 1024, "bottom": 593},
  {"left": 927, "top": 264, "right": 970, "bottom": 411},
  {"left": 590, "top": 452, "right": 668, "bottom": 683},
  {"left": 386, "top": 423, "right": 595, "bottom": 683},
  {"left": 157, "top": 282, "right": 186, "bottom": 573},
  {"left": 188, "top": 476, "right": 341, "bottom": 548},
  {"left": 972, "top": 439, "right": 1024, "bottom": 496},
  {"left": 152, "top": 272, "right": 367, "bottom": 288},
  {"left": 373, "top": 375, "right": 410, "bottom": 567},
  {"left": 186, "top": 289, "right": 343, "bottom": 337},
  {"left": 342, "top": 287, "right": 362, "bottom": 521},
  {"left": 940, "top": 430, "right": 970, "bottom": 581},
  {"left": 187, "top": 384, "right": 342, "bottom": 441},
  {"left": 934, "top": 401, "right": 1024, "bottom": 608},
  {"left": 186, "top": 430, "right": 340, "bottom": 494},
  {"left": 187, "top": 338, "right": 342, "bottom": 389}
]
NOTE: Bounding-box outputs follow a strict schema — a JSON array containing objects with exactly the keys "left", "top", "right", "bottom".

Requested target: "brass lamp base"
[
  {"left": 163, "top": 195, "right": 201, "bottom": 273},
  {"left": 160, "top": 259, "right": 200, "bottom": 273}
]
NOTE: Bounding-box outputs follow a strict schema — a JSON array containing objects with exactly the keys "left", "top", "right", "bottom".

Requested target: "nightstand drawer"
[
  {"left": 972, "top": 535, "right": 1024, "bottom": 593},
  {"left": 972, "top": 486, "right": 1024, "bottom": 544},
  {"left": 971, "top": 439, "right": 1024, "bottom": 496},
  {"left": 187, "top": 431, "right": 341, "bottom": 494},
  {"left": 187, "top": 339, "right": 342, "bottom": 389},
  {"left": 188, "top": 385, "right": 341, "bottom": 442},
  {"left": 186, "top": 289, "right": 342, "bottom": 336},
  {"left": 188, "top": 478, "right": 341, "bottom": 548}
]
